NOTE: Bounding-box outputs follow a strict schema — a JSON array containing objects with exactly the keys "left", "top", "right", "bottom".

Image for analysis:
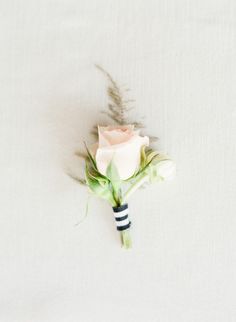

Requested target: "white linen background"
[{"left": 0, "top": 0, "right": 236, "bottom": 321}]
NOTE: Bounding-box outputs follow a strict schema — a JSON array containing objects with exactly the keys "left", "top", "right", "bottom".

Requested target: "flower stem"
[
  {"left": 116, "top": 174, "right": 149, "bottom": 249},
  {"left": 120, "top": 229, "right": 132, "bottom": 249},
  {"left": 123, "top": 172, "right": 149, "bottom": 202}
]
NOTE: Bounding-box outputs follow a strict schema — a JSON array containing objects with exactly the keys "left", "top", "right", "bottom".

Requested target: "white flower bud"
[{"left": 157, "top": 160, "right": 176, "bottom": 181}]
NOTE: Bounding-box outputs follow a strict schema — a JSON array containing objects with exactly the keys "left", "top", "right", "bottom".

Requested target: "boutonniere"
[{"left": 70, "top": 66, "right": 175, "bottom": 249}]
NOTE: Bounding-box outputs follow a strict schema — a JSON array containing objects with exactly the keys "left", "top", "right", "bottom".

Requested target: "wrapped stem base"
[{"left": 113, "top": 204, "right": 132, "bottom": 249}]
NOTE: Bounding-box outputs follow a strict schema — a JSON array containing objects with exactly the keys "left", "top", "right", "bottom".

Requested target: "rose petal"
[{"left": 98, "top": 125, "right": 135, "bottom": 147}]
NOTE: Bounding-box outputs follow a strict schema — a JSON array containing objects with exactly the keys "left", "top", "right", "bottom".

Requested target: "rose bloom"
[{"left": 94, "top": 125, "right": 149, "bottom": 180}]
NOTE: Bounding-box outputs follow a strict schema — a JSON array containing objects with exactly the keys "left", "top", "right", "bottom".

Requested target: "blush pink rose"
[{"left": 95, "top": 125, "right": 149, "bottom": 180}]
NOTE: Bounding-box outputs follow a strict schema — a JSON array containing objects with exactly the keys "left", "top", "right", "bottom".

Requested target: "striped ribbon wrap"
[{"left": 112, "top": 204, "right": 131, "bottom": 231}]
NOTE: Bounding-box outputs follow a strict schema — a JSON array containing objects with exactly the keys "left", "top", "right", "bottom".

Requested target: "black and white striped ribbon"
[{"left": 112, "top": 204, "right": 131, "bottom": 231}]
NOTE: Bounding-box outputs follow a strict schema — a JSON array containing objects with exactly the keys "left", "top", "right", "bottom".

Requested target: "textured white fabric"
[{"left": 0, "top": 1, "right": 236, "bottom": 321}]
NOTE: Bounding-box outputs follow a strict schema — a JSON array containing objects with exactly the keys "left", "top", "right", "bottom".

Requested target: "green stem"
[
  {"left": 113, "top": 188, "right": 122, "bottom": 207},
  {"left": 123, "top": 172, "right": 149, "bottom": 203},
  {"left": 120, "top": 230, "right": 132, "bottom": 249},
  {"left": 112, "top": 174, "right": 149, "bottom": 249}
]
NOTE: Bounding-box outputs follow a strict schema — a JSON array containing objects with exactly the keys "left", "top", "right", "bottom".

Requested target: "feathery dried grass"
[
  {"left": 95, "top": 65, "right": 158, "bottom": 142},
  {"left": 95, "top": 64, "right": 138, "bottom": 126}
]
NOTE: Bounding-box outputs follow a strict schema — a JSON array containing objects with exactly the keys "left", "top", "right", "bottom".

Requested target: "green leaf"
[
  {"left": 106, "top": 160, "right": 122, "bottom": 191},
  {"left": 85, "top": 163, "right": 116, "bottom": 206},
  {"left": 86, "top": 162, "right": 108, "bottom": 187},
  {"left": 140, "top": 145, "right": 147, "bottom": 168},
  {"left": 128, "top": 147, "right": 169, "bottom": 181},
  {"left": 146, "top": 149, "right": 159, "bottom": 164},
  {"left": 149, "top": 154, "right": 169, "bottom": 165},
  {"left": 106, "top": 159, "right": 120, "bottom": 181},
  {"left": 106, "top": 160, "right": 123, "bottom": 205}
]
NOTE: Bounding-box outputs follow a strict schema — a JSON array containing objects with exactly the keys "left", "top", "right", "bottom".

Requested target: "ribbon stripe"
[
  {"left": 113, "top": 204, "right": 131, "bottom": 231},
  {"left": 116, "top": 218, "right": 130, "bottom": 227},
  {"left": 112, "top": 204, "right": 128, "bottom": 213},
  {"left": 113, "top": 208, "right": 129, "bottom": 218},
  {"left": 115, "top": 214, "right": 128, "bottom": 222},
  {"left": 117, "top": 224, "right": 131, "bottom": 231}
]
